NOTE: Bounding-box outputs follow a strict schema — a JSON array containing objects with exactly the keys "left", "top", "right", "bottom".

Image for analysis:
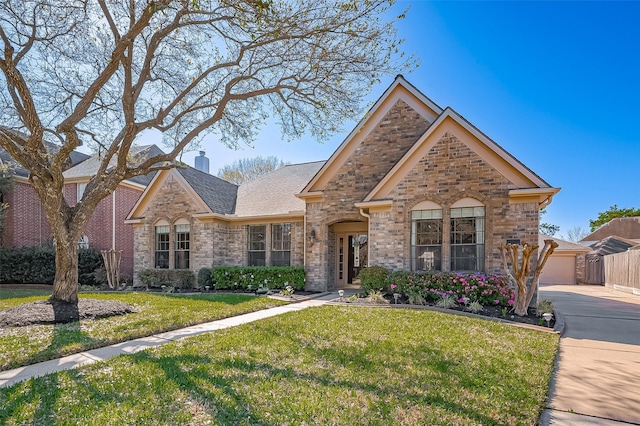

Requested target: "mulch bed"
[{"left": 0, "top": 299, "right": 137, "bottom": 327}]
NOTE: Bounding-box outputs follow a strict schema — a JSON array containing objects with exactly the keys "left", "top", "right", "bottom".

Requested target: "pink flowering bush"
[{"left": 386, "top": 271, "right": 514, "bottom": 307}]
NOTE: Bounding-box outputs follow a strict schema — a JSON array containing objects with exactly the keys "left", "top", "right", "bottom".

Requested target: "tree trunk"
[
  {"left": 499, "top": 240, "right": 558, "bottom": 316},
  {"left": 51, "top": 229, "right": 80, "bottom": 303}
]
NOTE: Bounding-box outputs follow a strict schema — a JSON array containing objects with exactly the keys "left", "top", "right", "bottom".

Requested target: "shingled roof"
[
  {"left": 234, "top": 161, "right": 325, "bottom": 217},
  {"left": 587, "top": 235, "right": 638, "bottom": 256},
  {"left": 177, "top": 166, "right": 238, "bottom": 215},
  {"left": 0, "top": 141, "right": 90, "bottom": 178},
  {"left": 63, "top": 144, "right": 164, "bottom": 186},
  {"left": 581, "top": 217, "right": 640, "bottom": 244}
]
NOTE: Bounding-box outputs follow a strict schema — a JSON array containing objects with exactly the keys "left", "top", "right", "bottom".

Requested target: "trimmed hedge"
[
  {"left": 0, "top": 246, "right": 103, "bottom": 285},
  {"left": 138, "top": 269, "right": 196, "bottom": 289},
  {"left": 211, "top": 266, "right": 305, "bottom": 290}
]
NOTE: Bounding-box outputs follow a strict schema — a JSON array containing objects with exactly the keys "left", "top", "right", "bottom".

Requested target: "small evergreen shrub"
[
  {"left": 358, "top": 266, "right": 390, "bottom": 293},
  {"left": 211, "top": 266, "right": 305, "bottom": 291},
  {"left": 197, "top": 267, "right": 213, "bottom": 289},
  {"left": 138, "top": 269, "right": 195, "bottom": 289}
]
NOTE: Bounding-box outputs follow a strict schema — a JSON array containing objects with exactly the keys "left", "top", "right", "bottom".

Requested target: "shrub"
[
  {"left": 211, "top": 266, "right": 305, "bottom": 291},
  {"left": 386, "top": 270, "right": 411, "bottom": 294},
  {"left": 197, "top": 267, "right": 212, "bottom": 289},
  {"left": 535, "top": 298, "right": 554, "bottom": 317},
  {"left": 468, "top": 300, "right": 484, "bottom": 314},
  {"left": 78, "top": 248, "right": 104, "bottom": 286},
  {"left": 436, "top": 294, "right": 457, "bottom": 309},
  {"left": 358, "top": 266, "right": 390, "bottom": 293},
  {"left": 0, "top": 246, "right": 102, "bottom": 285},
  {"left": 138, "top": 269, "right": 196, "bottom": 289},
  {"left": 383, "top": 271, "right": 515, "bottom": 308}
]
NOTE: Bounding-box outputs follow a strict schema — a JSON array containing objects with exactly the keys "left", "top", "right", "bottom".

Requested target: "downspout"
[
  {"left": 359, "top": 208, "right": 370, "bottom": 267},
  {"left": 112, "top": 191, "right": 116, "bottom": 249},
  {"left": 303, "top": 207, "right": 307, "bottom": 267}
]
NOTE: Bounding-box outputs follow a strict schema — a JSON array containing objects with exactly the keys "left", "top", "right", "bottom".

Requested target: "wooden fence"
[{"left": 604, "top": 250, "right": 640, "bottom": 291}]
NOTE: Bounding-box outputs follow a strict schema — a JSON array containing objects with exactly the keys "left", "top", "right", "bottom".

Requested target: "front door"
[{"left": 336, "top": 233, "right": 368, "bottom": 289}]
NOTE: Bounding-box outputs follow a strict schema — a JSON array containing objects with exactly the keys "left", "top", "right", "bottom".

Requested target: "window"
[
  {"left": 271, "top": 223, "right": 291, "bottom": 266},
  {"left": 450, "top": 206, "right": 485, "bottom": 271},
  {"left": 248, "top": 225, "right": 266, "bottom": 266},
  {"left": 174, "top": 223, "right": 190, "bottom": 269},
  {"left": 411, "top": 209, "right": 443, "bottom": 271},
  {"left": 77, "top": 182, "right": 86, "bottom": 202},
  {"left": 155, "top": 225, "right": 170, "bottom": 269},
  {"left": 78, "top": 235, "right": 89, "bottom": 250}
]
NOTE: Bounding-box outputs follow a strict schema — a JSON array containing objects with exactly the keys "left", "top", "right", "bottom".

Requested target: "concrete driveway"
[{"left": 540, "top": 284, "right": 640, "bottom": 425}]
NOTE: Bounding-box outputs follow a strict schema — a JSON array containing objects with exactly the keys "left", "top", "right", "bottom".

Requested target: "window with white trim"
[
  {"left": 450, "top": 206, "right": 485, "bottom": 272},
  {"left": 155, "top": 224, "right": 170, "bottom": 269},
  {"left": 174, "top": 223, "right": 190, "bottom": 269},
  {"left": 411, "top": 208, "right": 443, "bottom": 271}
]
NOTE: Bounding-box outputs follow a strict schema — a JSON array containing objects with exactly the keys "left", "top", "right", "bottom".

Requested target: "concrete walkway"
[
  {"left": 540, "top": 284, "right": 640, "bottom": 425},
  {"left": 0, "top": 292, "right": 341, "bottom": 389}
]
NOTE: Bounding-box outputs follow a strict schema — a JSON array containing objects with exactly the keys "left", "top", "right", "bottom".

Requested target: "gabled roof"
[
  {"left": 235, "top": 161, "right": 324, "bottom": 217},
  {"left": 580, "top": 217, "right": 640, "bottom": 243},
  {"left": 126, "top": 165, "right": 238, "bottom": 221},
  {"left": 587, "top": 235, "right": 638, "bottom": 256},
  {"left": 539, "top": 234, "right": 590, "bottom": 254},
  {"left": 299, "top": 75, "right": 442, "bottom": 197},
  {"left": 127, "top": 161, "right": 323, "bottom": 222},
  {"left": 362, "top": 107, "right": 559, "bottom": 205},
  {"left": 63, "top": 144, "right": 164, "bottom": 187},
  {"left": 177, "top": 167, "right": 237, "bottom": 215},
  {"left": 298, "top": 75, "right": 559, "bottom": 207}
]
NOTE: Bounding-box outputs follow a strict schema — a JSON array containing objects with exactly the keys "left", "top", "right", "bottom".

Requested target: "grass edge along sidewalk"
[
  {"left": 1, "top": 305, "right": 558, "bottom": 425},
  {"left": 0, "top": 291, "right": 289, "bottom": 371}
]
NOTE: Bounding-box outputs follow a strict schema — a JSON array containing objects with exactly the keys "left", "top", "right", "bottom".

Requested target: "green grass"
[
  {"left": 0, "top": 306, "right": 559, "bottom": 425},
  {"left": 0, "top": 292, "right": 287, "bottom": 371},
  {"left": 0, "top": 288, "right": 52, "bottom": 301}
]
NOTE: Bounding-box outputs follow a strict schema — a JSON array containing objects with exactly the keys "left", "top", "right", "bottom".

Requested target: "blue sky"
[{"left": 175, "top": 1, "right": 640, "bottom": 237}]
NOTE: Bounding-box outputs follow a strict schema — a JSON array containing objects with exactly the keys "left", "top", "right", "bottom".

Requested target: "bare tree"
[
  {"left": 562, "top": 225, "right": 588, "bottom": 243},
  {"left": 218, "top": 156, "right": 287, "bottom": 184},
  {"left": 0, "top": 0, "right": 413, "bottom": 304}
]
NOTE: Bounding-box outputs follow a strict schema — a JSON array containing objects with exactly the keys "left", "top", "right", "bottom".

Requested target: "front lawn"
[
  {"left": 0, "top": 292, "right": 287, "bottom": 371},
  {"left": 0, "top": 306, "right": 559, "bottom": 425}
]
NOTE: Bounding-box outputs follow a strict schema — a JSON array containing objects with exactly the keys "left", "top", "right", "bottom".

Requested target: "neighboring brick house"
[
  {"left": 0, "top": 143, "right": 161, "bottom": 279},
  {"left": 127, "top": 76, "right": 560, "bottom": 291},
  {"left": 0, "top": 141, "right": 90, "bottom": 248}
]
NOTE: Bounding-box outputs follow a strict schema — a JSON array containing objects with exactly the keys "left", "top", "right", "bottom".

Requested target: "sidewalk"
[
  {"left": 0, "top": 292, "right": 341, "bottom": 389},
  {"left": 540, "top": 284, "right": 640, "bottom": 425}
]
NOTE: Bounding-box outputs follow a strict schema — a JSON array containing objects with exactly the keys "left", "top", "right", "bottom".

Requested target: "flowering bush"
[{"left": 386, "top": 271, "right": 514, "bottom": 307}]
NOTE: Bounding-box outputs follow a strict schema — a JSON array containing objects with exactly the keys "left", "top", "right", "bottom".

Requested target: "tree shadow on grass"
[
  {"left": 30, "top": 302, "right": 101, "bottom": 365},
  {"left": 0, "top": 371, "right": 62, "bottom": 424},
  {"left": 127, "top": 344, "right": 505, "bottom": 426}
]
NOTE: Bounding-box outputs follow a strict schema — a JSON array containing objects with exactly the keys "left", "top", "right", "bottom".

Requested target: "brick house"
[
  {"left": 127, "top": 76, "right": 559, "bottom": 291},
  {"left": 0, "top": 143, "right": 160, "bottom": 279}
]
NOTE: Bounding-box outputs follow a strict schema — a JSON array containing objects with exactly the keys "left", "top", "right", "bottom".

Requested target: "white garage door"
[{"left": 540, "top": 255, "right": 576, "bottom": 285}]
